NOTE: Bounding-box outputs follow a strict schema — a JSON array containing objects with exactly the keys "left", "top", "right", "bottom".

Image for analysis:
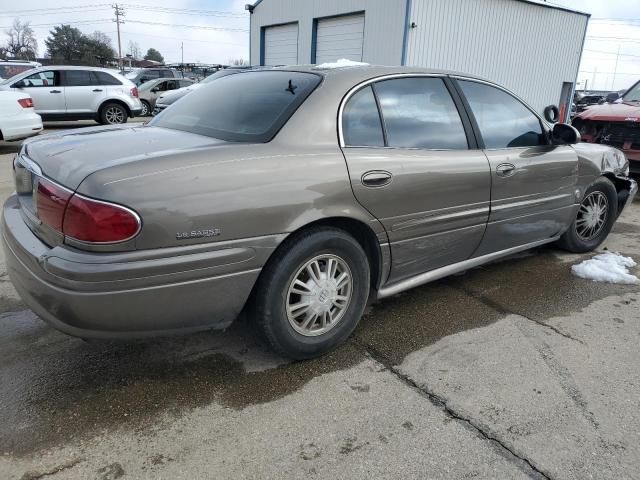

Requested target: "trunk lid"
[{"left": 22, "top": 124, "right": 225, "bottom": 189}]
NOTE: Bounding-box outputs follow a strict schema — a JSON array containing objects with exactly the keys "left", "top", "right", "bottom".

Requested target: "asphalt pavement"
[{"left": 0, "top": 123, "right": 639, "bottom": 479}]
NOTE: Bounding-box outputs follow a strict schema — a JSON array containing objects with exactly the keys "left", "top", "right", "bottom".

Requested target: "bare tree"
[
  {"left": 91, "top": 31, "right": 113, "bottom": 48},
  {"left": 228, "top": 57, "right": 249, "bottom": 66},
  {"left": 127, "top": 40, "right": 141, "bottom": 60},
  {"left": 5, "top": 19, "right": 37, "bottom": 60}
]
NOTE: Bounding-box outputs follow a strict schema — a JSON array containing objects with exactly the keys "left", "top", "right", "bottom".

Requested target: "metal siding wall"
[
  {"left": 405, "top": 0, "right": 587, "bottom": 115},
  {"left": 250, "top": 0, "right": 407, "bottom": 65},
  {"left": 263, "top": 23, "right": 299, "bottom": 65}
]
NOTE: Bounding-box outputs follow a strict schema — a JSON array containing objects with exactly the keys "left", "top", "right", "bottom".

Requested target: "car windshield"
[
  {"left": 623, "top": 82, "right": 640, "bottom": 102},
  {"left": 149, "top": 71, "right": 321, "bottom": 143},
  {"left": 139, "top": 80, "right": 158, "bottom": 91},
  {"left": 0, "top": 65, "right": 35, "bottom": 83}
]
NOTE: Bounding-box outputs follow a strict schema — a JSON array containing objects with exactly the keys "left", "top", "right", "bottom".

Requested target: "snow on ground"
[
  {"left": 572, "top": 252, "right": 639, "bottom": 284},
  {"left": 315, "top": 59, "right": 370, "bottom": 69}
]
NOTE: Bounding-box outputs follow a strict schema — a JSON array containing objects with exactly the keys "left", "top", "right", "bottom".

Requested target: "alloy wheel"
[
  {"left": 286, "top": 254, "right": 353, "bottom": 337},
  {"left": 105, "top": 106, "right": 125, "bottom": 124},
  {"left": 576, "top": 191, "right": 609, "bottom": 241}
]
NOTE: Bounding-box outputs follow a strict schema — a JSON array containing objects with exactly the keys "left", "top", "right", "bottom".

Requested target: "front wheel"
[
  {"left": 557, "top": 177, "right": 618, "bottom": 253},
  {"left": 99, "top": 102, "right": 128, "bottom": 125},
  {"left": 252, "top": 228, "right": 370, "bottom": 359}
]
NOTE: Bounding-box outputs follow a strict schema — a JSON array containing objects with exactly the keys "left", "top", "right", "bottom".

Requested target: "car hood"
[
  {"left": 577, "top": 102, "right": 640, "bottom": 122},
  {"left": 22, "top": 124, "right": 226, "bottom": 189}
]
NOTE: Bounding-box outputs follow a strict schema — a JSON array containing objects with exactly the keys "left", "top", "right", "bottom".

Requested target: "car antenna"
[{"left": 286, "top": 79, "right": 298, "bottom": 95}]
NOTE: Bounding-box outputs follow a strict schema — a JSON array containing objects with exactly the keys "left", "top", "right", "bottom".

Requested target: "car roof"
[
  {"left": 270, "top": 64, "right": 491, "bottom": 84},
  {"left": 27, "top": 65, "right": 122, "bottom": 73}
]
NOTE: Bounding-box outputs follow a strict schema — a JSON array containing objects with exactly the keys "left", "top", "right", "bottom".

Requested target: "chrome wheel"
[
  {"left": 576, "top": 191, "right": 609, "bottom": 241},
  {"left": 140, "top": 101, "right": 149, "bottom": 116},
  {"left": 286, "top": 254, "right": 353, "bottom": 337},
  {"left": 105, "top": 106, "right": 125, "bottom": 124}
]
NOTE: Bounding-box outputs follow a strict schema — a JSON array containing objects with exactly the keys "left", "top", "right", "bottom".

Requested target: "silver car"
[
  {"left": 2, "top": 66, "right": 636, "bottom": 359},
  {"left": 0, "top": 66, "right": 142, "bottom": 124},
  {"left": 137, "top": 77, "right": 194, "bottom": 116}
]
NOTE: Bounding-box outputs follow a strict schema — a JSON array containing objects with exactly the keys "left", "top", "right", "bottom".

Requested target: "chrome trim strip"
[
  {"left": 392, "top": 206, "right": 490, "bottom": 231},
  {"left": 337, "top": 73, "right": 445, "bottom": 148},
  {"left": 377, "top": 236, "right": 560, "bottom": 299},
  {"left": 15, "top": 154, "right": 42, "bottom": 176},
  {"left": 491, "top": 193, "right": 573, "bottom": 211}
]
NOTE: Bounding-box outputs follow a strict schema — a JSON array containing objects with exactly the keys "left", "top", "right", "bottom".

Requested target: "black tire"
[
  {"left": 252, "top": 227, "right": 370, "bottom": 360},
  {"left": 557, "top": 177, "right": 618, "bottom": 253},
  {"left": 140, "top": 100, "right": 151, "bottom": 117},
  {"left": 99, "top": 102, "right": 128, "bottom": 125}
]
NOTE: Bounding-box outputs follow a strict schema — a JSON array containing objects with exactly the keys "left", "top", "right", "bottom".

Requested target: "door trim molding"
[{"left": 377, "top": 236, "right": 560, "bottom": 299}]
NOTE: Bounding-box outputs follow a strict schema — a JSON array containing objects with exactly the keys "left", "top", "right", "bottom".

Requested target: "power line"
[
  {"left": 124, "top": 19, "right": 248, "bottom": 32},
  {"left": 0, "top": 19, "right": 113, "bottom": 29},
  {"left": 584, "top": 49, "right": 640, "bottom": 60},
  {"left": 118, "top": 30, "right": 248, "bottom": 46},
  {"left": 586, "top": 36, "right": 640, "bottom": 44},
  {"left": 123, "top": 4, "right": 246, "bottom": 18},
  {"left": 0, "top": 4, "right": 111, "bottom": 15},
  {"left": 0, "top": 8, "right": 111, "bottom": 18}
]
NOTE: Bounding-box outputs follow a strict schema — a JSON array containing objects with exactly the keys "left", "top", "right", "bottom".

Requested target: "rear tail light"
[
  {"left": 63, "top": 195, "right": 141, "bottom": 243},
  {"left": 17, "top": 98, "right": 33, "bottom": 108},
  {"left": 130, "top": 87, "right": 139, "bottom": 98},
  {"left": 35, "top": 177, "right": 141, "bottom": 244}
]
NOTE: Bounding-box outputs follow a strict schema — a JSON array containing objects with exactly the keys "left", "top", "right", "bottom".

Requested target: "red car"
[{"left": 573, "top": 80, "right": 640, "bottom": 173}]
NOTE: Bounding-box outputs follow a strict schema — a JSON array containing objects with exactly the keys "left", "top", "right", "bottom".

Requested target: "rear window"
[
  {"left": 0, "top": 64, "right": 35, "bottom": 79},
  {"left": 149, "top": 71, "right": 322, "bottom": 143}
]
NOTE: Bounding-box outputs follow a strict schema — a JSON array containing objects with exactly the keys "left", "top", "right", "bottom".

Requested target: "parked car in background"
[
  {"left": 0, "top": 91, "right": 42, "bottom": 141},
  {"left": 125, "top": 67, "right": 183, "bottom": 86},
  {"left": 0, "top": 60, "right": 40, "bottom": 82},
  {"left": 152, "top": 67, "right": 257, "bottom": 115},
  {"left": 573, "top": 79, "right": 640, "bottom": 173},
  {"left": 3, "top": 66, "right": 635, "bottom": 359},
  {"left": 138, "top": 77, "right": 194, "bottom": 116},
  {"left": 0, "top": 66, "right": 141, "bottom": 125}
]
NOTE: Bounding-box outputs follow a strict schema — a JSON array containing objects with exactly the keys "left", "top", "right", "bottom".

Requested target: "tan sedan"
[{"left": 137, "top": 77, "right": 194, "bottom": 116}]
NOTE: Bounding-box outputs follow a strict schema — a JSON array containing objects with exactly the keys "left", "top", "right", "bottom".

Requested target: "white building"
[{"left": 247, "top": 0, "right": 589, "bottom": 117}]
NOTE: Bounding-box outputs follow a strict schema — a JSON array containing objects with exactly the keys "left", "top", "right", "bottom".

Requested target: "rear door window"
[
  {"left": 93, "top": 71, "right": 122, "bottom": 85},
  {"left": 63, "top": 70, "right": 93, "bottom": 87},
  {"left": 342, "top": 86, "right": 385, "bottom": 147},
  {"left": 374, "top": 77, "right": 469, "bottom": 150},
  {"left": 458, "top": 80, "right": 545, "bottom": 149}
]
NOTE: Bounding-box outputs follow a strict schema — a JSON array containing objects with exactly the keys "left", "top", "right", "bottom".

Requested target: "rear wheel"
[
  {"left": 557, "top": 177, "right": 618, "bottom": 253},
  {"left": 252, "top": 227, "right": 370, "bottom": 359},
  {"left": 99, "top": 102, "right": 128, "bottom": 125},
  {"left": 140, "top": 100, "right": 151, "bottom": 117}
]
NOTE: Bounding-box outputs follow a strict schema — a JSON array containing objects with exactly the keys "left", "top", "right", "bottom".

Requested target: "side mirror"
[
  {"left": 543, "top": 105, "right": 560, "bottom": 123},
  {"left": 151, "top": 87, "right": 158, "bottom": 93},
  {"left": 552, "top": 123, "right": 580, "bottom": 145},
  {"left": 11, "top": 80, "right": 26, "bottom": 88},
  {"left": 606, "top": 92, "right": 620, "bottom": 103}
]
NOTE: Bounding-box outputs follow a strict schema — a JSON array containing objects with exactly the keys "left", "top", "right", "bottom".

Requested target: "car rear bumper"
[
  {"left": 1, "top": 111, "right": 42, "bottom": 141},
  {"left": 1, "top": 195, "right": 277, "bottom": 339}
]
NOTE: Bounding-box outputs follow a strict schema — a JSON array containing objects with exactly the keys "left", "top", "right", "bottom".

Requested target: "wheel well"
[
  {"left": 99, "top": 99, "right": 131, "bottom": 118},
  {"left": 603, "top": 173, "right": 633, "bottom": 216}
]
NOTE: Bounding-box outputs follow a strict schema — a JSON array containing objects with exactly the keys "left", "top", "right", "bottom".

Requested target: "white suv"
[{"left": 0, "top": 66, "right": 142, "bottom": 125}]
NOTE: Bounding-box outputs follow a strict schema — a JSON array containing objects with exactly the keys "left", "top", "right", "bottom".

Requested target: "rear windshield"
[
  {"left": 149, "top": 71, "right": 322, "bottom": 143},
  {"left": 0, "top": 64, "right": 35, "bottom": 80}
]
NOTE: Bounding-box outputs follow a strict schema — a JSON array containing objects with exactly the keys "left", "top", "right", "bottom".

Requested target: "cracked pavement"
[{"left": 1, "top": 127, "right": 640, "bottom": 479}]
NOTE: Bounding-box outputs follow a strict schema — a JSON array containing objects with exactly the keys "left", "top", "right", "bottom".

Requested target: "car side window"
[
  {"left": 93, "top": 71, "right": 122, "bottom": 86},
  {"left": 166, "top": 80, "right": 178, "bottom": 90},
  {"left": 374, "top": 77, "right": 469, "bottom": 149},
  {"left": 179, "top": 80, "right": 192, "bottom": 88},
  {"left": 458, "top": 80, "right": 545, "bottom": 149},
  {"left": 18, "top": 71, "right": 58, "bottom": 87},
  {"left": 63, "top": 70, "right": 94, "bottom": 87},
  {"left": 342, "top": 86, "right": 385, "bottom": 147}
]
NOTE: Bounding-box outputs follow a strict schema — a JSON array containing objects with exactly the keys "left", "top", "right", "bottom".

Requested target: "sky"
[{"left": 1, "top": 0, "right": 640, "bottom": 91}]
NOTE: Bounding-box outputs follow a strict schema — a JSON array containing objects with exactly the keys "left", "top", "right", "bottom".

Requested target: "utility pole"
[
  {"left": 112, "top": 4, "right": 125, "bottom": 70},
  {"left": 612, "top": 44, "right": 621, "bottom": 90},
  {"left": 181, "top": 42, "right": 184, "bottom": 65}
]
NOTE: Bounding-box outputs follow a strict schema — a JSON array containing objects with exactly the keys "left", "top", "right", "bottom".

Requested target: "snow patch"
[
  {"left": 571, "top": 252, "right": 639, "bottom": 285},
  {"left": 315, "top": 58, "right": 370, "bottom": 69}
]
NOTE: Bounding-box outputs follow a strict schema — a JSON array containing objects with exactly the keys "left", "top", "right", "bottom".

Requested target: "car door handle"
[
  {"left": 362, "top": 170, "right": 392, "bottom": 187},
  {"left": 50, "top": 90, "right": 62, "bottom": 94},
  {"left": 496, "top": 163, "right": 516, "bottom": 177},
  {"left": 92, "top": 89, "right": 103, "bottom": 92}
]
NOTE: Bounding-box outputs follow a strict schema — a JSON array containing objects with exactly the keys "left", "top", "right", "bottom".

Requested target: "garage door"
[
  {"left": 314, "top": 13, "right": 365, "bottom": 65},
  {"left": 263, "top": 23, "right": 298, "bottom": 66}
]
